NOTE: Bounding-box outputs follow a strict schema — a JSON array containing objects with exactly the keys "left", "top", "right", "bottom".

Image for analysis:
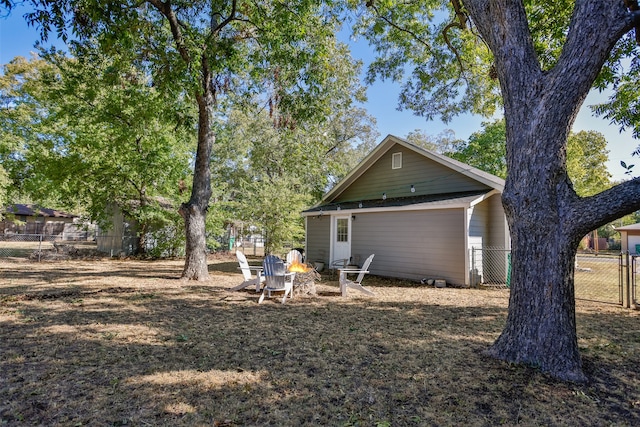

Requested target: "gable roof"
[
  {"left": 322, "top": 134, "right": 505, "bottom": 204},
  {"left": 3, "top": 204, "right": 77, "bottom": 218}
]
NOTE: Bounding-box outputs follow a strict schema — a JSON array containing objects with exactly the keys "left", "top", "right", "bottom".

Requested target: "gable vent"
[{"left": 392, "top": 152, "right": 402, "bottom": 169}]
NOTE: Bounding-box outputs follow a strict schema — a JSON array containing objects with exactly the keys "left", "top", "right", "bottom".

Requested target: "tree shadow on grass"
[
  {"left": 2, "top": 259, "right": 639, "bottom": 426},
  {"left": 2, "top": 281, "right": 639, "bottom": 426}
]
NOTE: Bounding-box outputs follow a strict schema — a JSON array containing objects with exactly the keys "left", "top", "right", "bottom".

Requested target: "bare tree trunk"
[
  {"left": 180, "top": 82, "right": 214, "bottom": 281},
  {"left": 486, "top": 151, "right": 587, "bottom": 381},
  {"left": 180, "top": 201, "right": 210, "bottom": 280}
]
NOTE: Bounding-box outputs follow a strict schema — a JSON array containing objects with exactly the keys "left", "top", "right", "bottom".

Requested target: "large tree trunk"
[
  {"left": 462, "top": 0, "right": 640, "bottom": 381},
  {"left": 180, "top": 86, "right": 214, "bottom": 281},
  {"left": 486, "top": 117, "right": 587, "bottom": 381}
]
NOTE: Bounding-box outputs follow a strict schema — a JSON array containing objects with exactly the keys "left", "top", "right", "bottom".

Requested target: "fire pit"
[{"left": 288, "top": 260, "right": 320, "bottom": 296}]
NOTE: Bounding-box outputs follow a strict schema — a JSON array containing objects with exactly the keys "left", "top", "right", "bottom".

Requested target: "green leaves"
[
  {"left": 350, "top": 0, "right": 501, "bottom": 122},
  {"left": 450, "top": 120, "right": 612, "bottom": 196},
  {"left": 0, "top": 51, "right": 195, "bottom": 246}
]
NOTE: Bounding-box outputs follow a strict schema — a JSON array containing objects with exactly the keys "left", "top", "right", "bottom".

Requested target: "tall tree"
[
  {"left": 0, "top": 57, "right": 40, "bottom": 209},
  {"left": 450, "top": 120, "right": 508, "bottom": 179},
  {"left": 0, "top": 52, "right": 194, "bottom": 254},
  {"left": 567, "top": 130, "right": 612, "bottom": 196},
  {"left": 213, "top": 96, "right": 377, "bottom": 253},
  {"left": 5, "top": 0, "right": 350, "bottom": 279},
  {"left": 211, "top": 35, "right": 376, "bottom": 253},
  {"left": 352, "top": 1, "right": 640, "bottom": 381}
]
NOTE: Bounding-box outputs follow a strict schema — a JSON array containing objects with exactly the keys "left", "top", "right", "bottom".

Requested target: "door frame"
[{"left": 330, "top": 214, "right": 352, "bottom": 264}]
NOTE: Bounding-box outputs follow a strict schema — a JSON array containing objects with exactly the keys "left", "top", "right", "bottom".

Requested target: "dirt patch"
[{"left": 1, "top": 255, "right": 639, "bottom": 426}]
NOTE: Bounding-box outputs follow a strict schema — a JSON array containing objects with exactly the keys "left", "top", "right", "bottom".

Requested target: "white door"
[{"left": 332, "top": 216, "right": 351, "bottom": 263}]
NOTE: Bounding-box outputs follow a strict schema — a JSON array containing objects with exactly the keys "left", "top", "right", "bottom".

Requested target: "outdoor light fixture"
[
  {"left": 358, "top": 202, "right": 363, "bottom": 208},
  {"left": 352, "top": 215, "right": 356, "bottom": 221},
  {"left": 411, "top": 184, "right": 415, "bottom": 192},
  {"left": 382, "top": 193, "right": 387, "bottom": 200},
  {"left": 337, "top": 205, "right": 341, "bottom": 211}
]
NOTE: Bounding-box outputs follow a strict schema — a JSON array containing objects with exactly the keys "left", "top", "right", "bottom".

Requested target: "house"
[
  {"left": 1, "top": 204, "right": 87, "bottom": 239},
  {"left": 615, "top": 223, "right": 640, "bottom": 254},
  {"left": 302, "top": 135, "right": 509, "bottom": 287}
]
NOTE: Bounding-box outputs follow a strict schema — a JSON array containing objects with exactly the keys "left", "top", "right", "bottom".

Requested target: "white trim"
[
  {"left": 392, "top": 152, "right": 402, "bottom": 169},
  {"left": 301, "top": 194, "right": 488, "bottom": 217},
  {"left": 469, "top": 189, "right": 500, "bottom": 207},
  {"left": 463, "top": 207, "right": 470, "bottom": 287}
]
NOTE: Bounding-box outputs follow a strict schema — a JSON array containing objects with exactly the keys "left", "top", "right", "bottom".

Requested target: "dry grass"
[{"left": 1, "top": 254, "right": 639, "bottom": 426}]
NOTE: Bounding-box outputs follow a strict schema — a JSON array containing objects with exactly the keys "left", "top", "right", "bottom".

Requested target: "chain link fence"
[
  {"left": 0, "top": 234, "right": 58, "bottom": 259},
  {"left": 629, "top": 255, "right": 639, "bottom": 308},
  {"left": 0, "top": 233, "right": 105, "bottom": 261},
  {"left": 470, "top": 247, "right": 510, "bottom": 288},
  {"left": 471, "top": 247, "right": 623, "bottom": 305},
  {"left": 574, "top": 254, "right": 621, "bottom": 305}
]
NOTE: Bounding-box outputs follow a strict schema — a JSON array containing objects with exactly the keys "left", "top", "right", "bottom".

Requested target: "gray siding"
[
  {"left": 335, "top": 145, "right": 490, "bottom": 203},
  {"left": 468, "top": 202, "right": 488, "bottom": 249},
  {"left": 487, "top": 194, "right": 509, "bottom": 248},
  {"left": 350, "top": 209, "right": 467, "bottom": 285},
  {"left": 305, "top": 215, "right": 331, "bottom": 264}
]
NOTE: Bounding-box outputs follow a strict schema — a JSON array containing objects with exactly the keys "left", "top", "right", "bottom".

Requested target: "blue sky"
[{"left": 1, "top": 6, "right": 637, "bottom": 181}]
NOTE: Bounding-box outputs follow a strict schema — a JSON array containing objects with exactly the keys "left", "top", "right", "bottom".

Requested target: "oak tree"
[{"left": 353, "top": 0, "right": 640, "bottom": 381}]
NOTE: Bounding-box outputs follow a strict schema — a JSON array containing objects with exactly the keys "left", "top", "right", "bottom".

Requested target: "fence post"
[
  {"left": 632, "top": 256, "right": 638, "bottom": 309},
  {"left": 38, "top": 234, "right": 42, "bottom": 262},
  {"left": 626, "top": 251, "right": 631, "bottom": 308},
  {"left": 471, "top": 247, "right": 476, "bottom": 287}
]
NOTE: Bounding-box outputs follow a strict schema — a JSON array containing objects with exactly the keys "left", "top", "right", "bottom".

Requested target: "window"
[
  {"left": 336, "top": 218, "right": 348, "bottom": 242},
  {"left": 392, "top": 152, "right": 402, "bottom": 169}
]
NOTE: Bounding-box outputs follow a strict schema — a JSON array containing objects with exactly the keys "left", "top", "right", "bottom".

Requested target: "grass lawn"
[{"left": 1, "top": 254, "right": 639, "bottom": 426}]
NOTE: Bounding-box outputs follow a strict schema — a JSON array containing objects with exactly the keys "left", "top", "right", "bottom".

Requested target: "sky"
[{"left": 1, "top": 6, "right": 637, "bottom": 181}]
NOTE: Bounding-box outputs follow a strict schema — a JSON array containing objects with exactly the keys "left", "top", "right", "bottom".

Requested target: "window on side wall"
[{"left": 392, "top": 152, "right": 402, "bottom": 169}]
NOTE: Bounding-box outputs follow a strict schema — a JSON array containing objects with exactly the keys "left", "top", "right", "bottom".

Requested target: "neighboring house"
[
  {"left": 615, "top": 223, "right": 640, "bottom": 254},
  {"left": 302, "top": 135, "right": 509, "bottom": 287},
  {"left": 0, "top": 204, "right": 89, "bottom": 239}
]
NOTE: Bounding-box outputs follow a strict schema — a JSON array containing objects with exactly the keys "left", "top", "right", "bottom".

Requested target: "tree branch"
[
  {"left": 442, "top": 0, "right": 469, "bottom": 75},
  {"left": 214, "top": 0, "right": 237, "bottom": 34},
  {"left": 624, "top": 0, "right": 640, "bottom": 43},
  {"left": 367, "top": 3, "right": 431, "bottom": 50},
  {"left": 568, "top": 178, "right": 640, "bottom": 237},
  {"left": 146, "top": 0, "right": 191, "bottom": 63}
]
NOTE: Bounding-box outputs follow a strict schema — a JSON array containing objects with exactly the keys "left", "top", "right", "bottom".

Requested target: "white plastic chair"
[
  {"left": 259, "top": 255, "right": 296, "bottom": 304},
  {"left": 229, "top": 250, "right": 265, "bottom": 292},
  {"left": 339, "top": 254, "right": 375, "bottom": 297}
]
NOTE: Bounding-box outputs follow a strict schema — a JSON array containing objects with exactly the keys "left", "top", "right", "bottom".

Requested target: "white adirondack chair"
[
  {"left": 285, "top": 249, "right": 303, "bottom": 267},
  {"left": 329, "top": 258, "right": 349, "bottom": 278},
  {"left": 229, "top": 250, "right": 265, "bottom": 292},
  {"left": 339, "top": 254, "right": 375, "bottom": 297},
  {"left": 259, "top": 255, "right": 296, "bottom": 304}
]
